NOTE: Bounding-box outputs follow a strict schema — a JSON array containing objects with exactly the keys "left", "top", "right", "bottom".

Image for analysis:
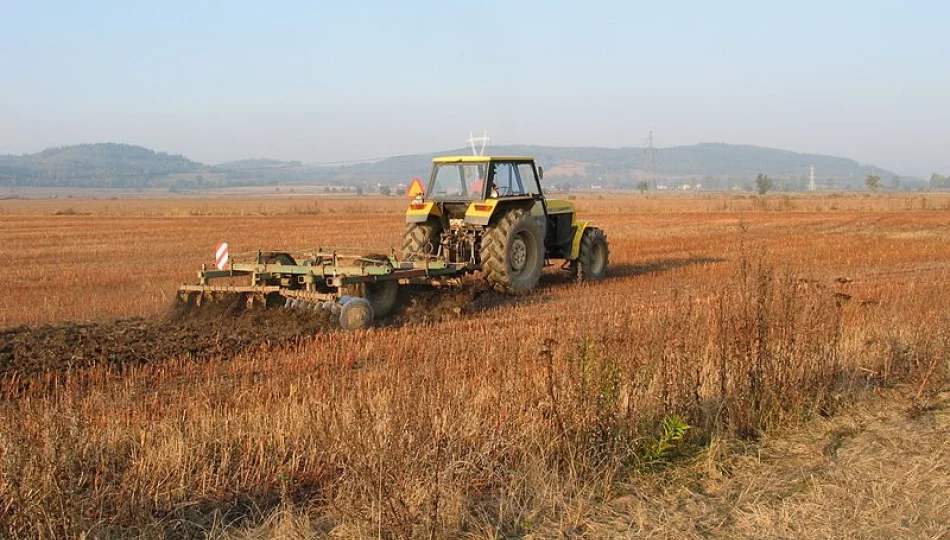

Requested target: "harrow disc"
[{"left": 339, "top": 297, "right": 374, "bottom": 331}]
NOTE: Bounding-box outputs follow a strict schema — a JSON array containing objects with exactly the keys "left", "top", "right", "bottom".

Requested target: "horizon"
[
  {"left": 5, "top": 140, "right": 901, "bottom": 176},
  {"left": 2, "top": 1, "right": 947, "bottom": 177}
]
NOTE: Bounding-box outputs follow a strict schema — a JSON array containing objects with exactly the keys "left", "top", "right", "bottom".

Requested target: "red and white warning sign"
[{"left": 215, "top": 242, "right": 229, "bottom": 270}]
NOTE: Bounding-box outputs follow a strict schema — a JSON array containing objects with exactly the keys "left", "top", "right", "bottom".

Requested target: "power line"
[{"left": 467, "top": 131, "right": 491, "bottom": 156}]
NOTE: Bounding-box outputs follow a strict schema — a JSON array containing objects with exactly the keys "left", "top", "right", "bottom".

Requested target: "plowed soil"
[
  {"left": 0, "top": 300, "right": 335, "bottom": 379},
  {"left": 0, "top": 284, "right": 511, "bottom": 380}
]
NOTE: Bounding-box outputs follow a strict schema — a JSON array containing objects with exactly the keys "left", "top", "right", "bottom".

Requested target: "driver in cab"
[{"left": 470, "top": 177, "right": 500, "bottom": 198}]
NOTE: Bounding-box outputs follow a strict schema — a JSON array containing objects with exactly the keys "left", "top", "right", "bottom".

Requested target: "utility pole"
[{"left": 644, "top": 129, "right": 657, "bottom": 189}]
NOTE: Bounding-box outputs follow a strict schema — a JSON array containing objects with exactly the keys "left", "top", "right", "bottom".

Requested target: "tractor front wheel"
[
  {"left": 574, "top": 227, "right": 609, "bottom": 283},
  {"left": 480, "top": 208, "right": 544, "bottom": 292}
]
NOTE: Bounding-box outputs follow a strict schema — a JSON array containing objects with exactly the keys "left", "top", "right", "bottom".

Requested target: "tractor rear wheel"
[
  {"left": 574, "top": 227, "right": 609, "bottom": 283},
  {"left": 341, "top": 254, "right": 400, "bottom": 318},
  {"left": 480, "top": 208, "right": 544, "bottom": 292},
  {"left": 402, "top": 220, "right": 442, "bottom": 259}
]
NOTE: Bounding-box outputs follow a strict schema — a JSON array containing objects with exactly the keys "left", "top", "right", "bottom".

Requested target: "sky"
[{"left": 1, "top": 1, "right": 947, "bottom": 177}]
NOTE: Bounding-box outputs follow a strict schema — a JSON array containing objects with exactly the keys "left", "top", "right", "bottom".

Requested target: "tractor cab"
[{"left": 425, "top": 157, "right": 540, "bottom": 201}]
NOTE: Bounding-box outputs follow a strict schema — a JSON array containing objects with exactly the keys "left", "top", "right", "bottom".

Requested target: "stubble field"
[{"left": 1, "top": 193, "right": 948, "bottom": 538}]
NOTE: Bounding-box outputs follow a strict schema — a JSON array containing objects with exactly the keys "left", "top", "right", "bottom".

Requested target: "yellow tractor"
[{"left": 403, "top": 155, "right": 608, "bottom": 291}]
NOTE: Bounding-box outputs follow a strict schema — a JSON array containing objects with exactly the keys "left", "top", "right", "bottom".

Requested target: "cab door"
[
  {"left": 513, "top": 162, "right": 551, "bottom": 248},
  {"left": 488, "top": 161, "right": 549, "bottom": 240}
]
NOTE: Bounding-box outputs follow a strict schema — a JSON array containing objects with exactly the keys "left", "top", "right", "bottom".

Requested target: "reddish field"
[
  {"left": 1, "top": 193, "right": 948, "bottom": 538},
  {"left": 3, "top": 193, "right": 947, "bottom": 327}
]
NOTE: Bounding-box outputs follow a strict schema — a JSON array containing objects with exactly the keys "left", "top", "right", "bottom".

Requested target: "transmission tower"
[
  {"left": 467, "top": 131, "right": 491, "bottom": 156},
  {"left": 644, "top": 129, "right": 658, "bottom": 189}
]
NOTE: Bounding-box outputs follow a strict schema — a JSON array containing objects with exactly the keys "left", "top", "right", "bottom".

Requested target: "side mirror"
[{"left": 538, "top": 166, "right": 544, "bottom": 180}]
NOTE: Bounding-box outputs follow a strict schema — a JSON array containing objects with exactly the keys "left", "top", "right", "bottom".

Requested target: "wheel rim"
[{"left": 510, "top": 235, "right": 528, "bottom": 273}]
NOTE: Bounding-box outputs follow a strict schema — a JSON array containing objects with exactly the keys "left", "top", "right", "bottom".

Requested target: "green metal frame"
[{"left": 181, "top": 246, "right": 471, "bottom": 301}]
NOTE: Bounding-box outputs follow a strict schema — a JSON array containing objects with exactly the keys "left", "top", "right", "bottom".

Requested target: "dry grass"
[
  {"left": 0, "top": 194, "right": 948, "bottom": 538},
  {"left": 572, "top": 386, "right": 950, "bottom": 539}
]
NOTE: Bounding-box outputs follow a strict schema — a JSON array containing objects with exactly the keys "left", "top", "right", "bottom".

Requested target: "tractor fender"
[
  {"left": 463, "top": 199, "right": 498, "bottom": 226},
  {"left": 406, "top": 201, "right": 441, "bottom": 223},
  {"left": 570, "top": 220, "right": 592, "bottom": 260}
]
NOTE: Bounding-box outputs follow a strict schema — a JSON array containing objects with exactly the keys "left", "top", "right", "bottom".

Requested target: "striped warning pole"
[{"left": 215, "top": 242, "right": 229, "bottom": 270}]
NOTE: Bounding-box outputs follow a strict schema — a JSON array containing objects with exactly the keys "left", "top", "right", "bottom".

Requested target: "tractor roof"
[{"left": 432, "top": 155, "right": 535, "bottom": 164}]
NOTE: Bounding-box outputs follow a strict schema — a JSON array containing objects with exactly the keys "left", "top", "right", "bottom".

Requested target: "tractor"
[{"left": 403, "top": 155, "right": 608, "bottom": 291}]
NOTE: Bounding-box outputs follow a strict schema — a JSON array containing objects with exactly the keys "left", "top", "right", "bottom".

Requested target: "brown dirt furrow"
[
  {"left": 0, "top": 284, "right": 512, "bottom": 380},
  {"left": 0, "top": 302, "right": 334, "bottom": 379}
]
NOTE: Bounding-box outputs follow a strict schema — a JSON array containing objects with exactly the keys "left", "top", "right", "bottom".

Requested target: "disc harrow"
[{"left": 178, "top": 246, "right": 471, "bottom": 330}]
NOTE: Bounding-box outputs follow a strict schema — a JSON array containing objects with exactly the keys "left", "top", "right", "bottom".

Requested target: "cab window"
[
  {"left": 517, "top": 163, "right": 540, "bottom": 196},
  {"left": 490, "top": 162, "right": 535, "bottom": 197},
  {"left": 429, "top": 163, "right": 485, "bottom": 199}
]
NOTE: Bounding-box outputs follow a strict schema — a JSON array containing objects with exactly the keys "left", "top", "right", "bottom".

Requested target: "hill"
[
  {"left": 214, "top": 158, "right": 302, "bottom": 171},
  {"left": 0, "top": 142, "right": 913, "bottom": 191},
  {"left": 0, "top": 143, "right": 203, "bottom": 188},
  {"left": 338, "top": 143, "right": 901, "bottom": 191}
]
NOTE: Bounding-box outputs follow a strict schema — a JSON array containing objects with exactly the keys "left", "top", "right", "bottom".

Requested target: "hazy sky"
[{"left": 1, "top": 1, "right": 947, "bottom": 177}]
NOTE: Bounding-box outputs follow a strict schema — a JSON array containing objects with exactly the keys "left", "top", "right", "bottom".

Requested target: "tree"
[
  {"left": 755, "top": 173, "right": 773, "bottom": 195},
  {"left": 891, "top": 175, "right": 901, "bottom": 190},
  {"left": 379, "top": 185, "right": 392, "bottom": 196},
  {"left": 637, "top": 180, "right": 649, "bottom": 193},
  {"left": 864, "top": 174, "right": 881, "bottom": 191},
  {"left": 930, "top": 174, "right": 948, "bottom": 190},
  {"left": 356, "top": 186, "right": 364, "bottom": 196}
]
